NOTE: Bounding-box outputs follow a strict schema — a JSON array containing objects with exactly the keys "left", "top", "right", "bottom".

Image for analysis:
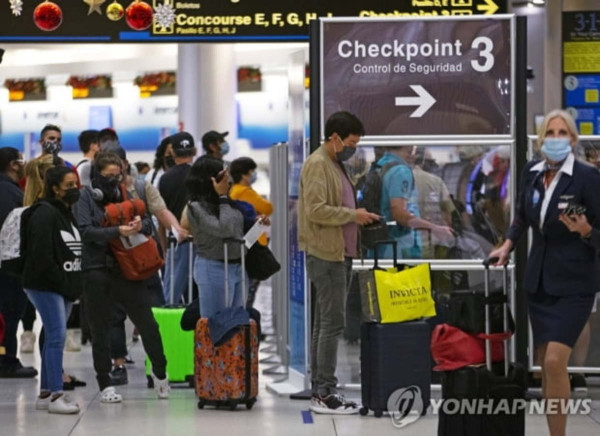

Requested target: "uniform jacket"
[{"left": 507, "top": 154, "right": 600, "bottom": 296}]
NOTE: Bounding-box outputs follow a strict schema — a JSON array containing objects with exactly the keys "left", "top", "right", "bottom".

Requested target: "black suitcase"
[
  {"left": 359, "top": 320, "right": 431, "bottom": 418},
  {"left": 437, "top": 259, "right": 526, "bottom": 436}
]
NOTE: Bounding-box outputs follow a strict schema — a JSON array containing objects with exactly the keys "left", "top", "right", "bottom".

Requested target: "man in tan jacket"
[{"left": 298, "top": 111, "right": 379, "bottom": 414}]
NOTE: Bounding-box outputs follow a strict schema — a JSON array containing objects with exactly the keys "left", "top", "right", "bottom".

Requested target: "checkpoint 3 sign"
[
  {"left": 0, "top": 0, "right": 505, "bottom": 43},
  {"left": 320, "top": 16, "right": 514, "bottom": 138}
]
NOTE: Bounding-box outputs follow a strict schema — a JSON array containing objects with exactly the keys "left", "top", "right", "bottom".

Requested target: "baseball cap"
[
  {"left": 201, "top": 130, "right": 228, "bottom": 149},
  {"left": 171, "top": 131, "right": 196, "bottom": 156}
]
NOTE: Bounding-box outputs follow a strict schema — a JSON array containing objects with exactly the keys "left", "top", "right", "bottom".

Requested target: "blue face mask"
[
  {"left": 249, "top": 171, "right": 257, "bottom": 185},
  {"left": 541, "top": 137, "right": 571, "bottom": 163},
  {"left": 220, "top": 141, "right": 230, "bottom": 156}
]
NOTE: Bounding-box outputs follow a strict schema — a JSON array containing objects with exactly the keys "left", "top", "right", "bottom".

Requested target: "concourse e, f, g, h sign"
[{"left": 320, "top": 16, "right": 514, "bottom": 138}]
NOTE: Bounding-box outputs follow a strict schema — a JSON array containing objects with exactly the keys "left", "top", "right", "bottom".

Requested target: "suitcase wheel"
[
  {"left": 374, "top": 409, "right": 383, "bottom": 418},
  {"left": 186, "top": 375, "right": 195, "bottom": 389},
  {"left": 147, "top": 375, "right": 154, "bottom": 389},
  {"left": 246, "top": 399, "right": 256, "bottom": 410},
  {"left": 359, "top": 407, "right": 369, "bottom": 416},
  {"left": 197, "top": 400, "right": 205, "bottom": 409}
]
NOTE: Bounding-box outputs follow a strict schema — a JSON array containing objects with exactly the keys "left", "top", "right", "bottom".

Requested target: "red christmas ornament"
[
  {"left": 125, "top": 0, "right": 153, "bottom": 31},
  {"left": 33, "top": 1, "right": 63, "bottom": 32}
]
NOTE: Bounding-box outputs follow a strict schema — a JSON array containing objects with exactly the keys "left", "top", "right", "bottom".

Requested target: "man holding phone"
[
  {"left": 158, "top": 132, "right": 197, "bottom": 305},
  {"left": 298, "top": 111, "right": 379, "bottom": 414}
]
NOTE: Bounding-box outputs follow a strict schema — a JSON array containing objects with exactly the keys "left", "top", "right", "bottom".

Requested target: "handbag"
[
  {"left": 104, "top": 185, "right": 164, "bottom": 281},
  {"left": 245, "top": 243, "right": 280, "bottom": 281},
  {"left": 430, "top": 323, "right": 510, "bottom": 371},
  {"left": 358, "top": 240, "right": 435, "bottom": 323},
  {"left": 446, "top": 290, "right": 515, "bottom": 336}
]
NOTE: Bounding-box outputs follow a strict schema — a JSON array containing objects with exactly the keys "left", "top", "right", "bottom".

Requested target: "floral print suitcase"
[{"left": 195, "top": 318, "right": 259, "bottom": 410}]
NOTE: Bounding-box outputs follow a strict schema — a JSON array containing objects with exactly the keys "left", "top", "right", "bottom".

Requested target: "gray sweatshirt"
[{"left": 187, "top": 199, "right": 245, "bottom": 261}]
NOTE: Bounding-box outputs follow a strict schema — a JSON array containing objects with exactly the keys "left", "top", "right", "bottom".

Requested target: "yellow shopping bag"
[{"left": 374, "top": 263, "right": 436, "bottom": 323}]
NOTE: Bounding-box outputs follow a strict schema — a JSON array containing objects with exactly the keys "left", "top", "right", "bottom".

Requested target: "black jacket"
[
  {"left": 507, "top": 157, "right": 600, "bottom": 296},
  {"left": 0, "top": 173, "right": 23, "bottom": 227},
  {"left": 75, "top": 185, "right": 153, "bottom": 271},
  {"left": 22, "top": 199, "right": 82, "bottom": 301}
]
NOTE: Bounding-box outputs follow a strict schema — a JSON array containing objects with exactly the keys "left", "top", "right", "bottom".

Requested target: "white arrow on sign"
[{"left": 394, "top": 85, "right": 436, "bottom": 118}]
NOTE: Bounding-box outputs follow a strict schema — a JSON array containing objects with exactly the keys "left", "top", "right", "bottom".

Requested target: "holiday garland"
[
  {"left": 134, "top": 71, "right": 176, "bottom": 97},
  {"left": 4, "top": 78, "right": 46, "bottom": 101},
  {"left": 66, "top": 75, "right": 113, "bottom": 98},
  {"left": 10, "top": 0, "right": 163, "bottom": 32}
]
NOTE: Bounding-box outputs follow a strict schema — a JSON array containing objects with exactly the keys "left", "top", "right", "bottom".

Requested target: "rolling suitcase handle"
[
  {"left": 166, "top": 234, "right": 195, "bottom": 306},
  {"left": 223, "top": 238, "right": 247, "bottom": 308},
  {"left": 187, "top": 237, "right": 194, "bottom": 303},
  {"left": 168, "top": 232, "right": 176, "bottom": 306},
  {"left": 483, "top": 257, "right": 510, "bottom": 376},
  {"left": 372, "top": 239, "right": 398, "bottom": 270}
]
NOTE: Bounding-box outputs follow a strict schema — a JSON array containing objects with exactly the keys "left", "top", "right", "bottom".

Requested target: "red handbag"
[
  {"left": 104, "top": 185, "right": 164, "bottom": 281},
  {"left": 430, "top": 323, "right": 510, "bottom": 371}
]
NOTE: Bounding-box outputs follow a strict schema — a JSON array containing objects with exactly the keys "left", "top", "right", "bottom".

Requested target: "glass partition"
[{"left": 344, "top": 145, "right": 512, "bottom": 261}]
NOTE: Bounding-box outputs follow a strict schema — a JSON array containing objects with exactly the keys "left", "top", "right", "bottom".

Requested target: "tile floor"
[{"left": 1, "top": 286, "right": 600, "bottom": 435}]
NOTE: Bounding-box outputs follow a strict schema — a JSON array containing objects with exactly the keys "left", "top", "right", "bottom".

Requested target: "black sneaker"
[
  {"left": 309, "top": 393, "right": 359, "bottom": 415},
  {"left": 109, "top": 365, "right": 128, "bottom": 386},
  {"left": 570, "top": 373, "right": 588, "bottom": 394},
  {"left": 0, "top": 361, "right": 38, "bottom": 378}
]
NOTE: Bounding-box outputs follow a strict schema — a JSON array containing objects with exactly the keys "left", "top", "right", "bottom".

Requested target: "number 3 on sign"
[{"left": 471, "top": 36, "right": 495, "bottom": 72}]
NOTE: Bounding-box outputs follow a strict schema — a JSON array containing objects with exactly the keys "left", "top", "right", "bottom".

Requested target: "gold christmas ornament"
[{"left": 106, "top": 1, "right": 124, "bottom": 21}]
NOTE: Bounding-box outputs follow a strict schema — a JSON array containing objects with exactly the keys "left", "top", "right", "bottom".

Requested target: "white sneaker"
[
  {"left": 100, "top": 387, "right": 122, "bottom": 403},
  {"left": 20, "top": 331, "right": 35, "bottom": 354},
  {"left": 309, "top": 393, "right": 359, "bottom": 415},
  {"left": 65, "top": 330, "right": 81, "bottom": 352},
  {"left": 152, "top": 374, "right": 170, "bottom": 399},
  {"left": 48, "top": 394, "right": 79, "bottom": 415},
  {"left": 35, "top": 395, "right": 51, "bottom": 410}
]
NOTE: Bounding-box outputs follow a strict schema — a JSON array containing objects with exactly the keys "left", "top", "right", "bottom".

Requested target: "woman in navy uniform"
[{"left": 490, "top": 109, "right": 600, "bottom": 436}]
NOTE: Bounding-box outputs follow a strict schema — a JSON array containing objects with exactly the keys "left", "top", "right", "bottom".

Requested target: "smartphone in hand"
[{"left": 215, "top": 169, "right": 227, "bottom": 182}]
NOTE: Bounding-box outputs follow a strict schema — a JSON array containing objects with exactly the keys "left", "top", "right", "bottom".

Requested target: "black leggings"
[
  {"left": 84, "top": 268, "right": 167, "bottom": 391},
  {"left": 21, "top": 300, "right": 36, "bottom": 331}
]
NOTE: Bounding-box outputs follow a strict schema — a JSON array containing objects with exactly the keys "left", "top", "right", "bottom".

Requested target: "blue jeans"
[
  {"left": 24, "top": 289, "right": 72, "bottom": 394},
  {"left": 163, "top": 241, "right": 194, "bottom": 305},
  {"left": 194, "top": 256, "right": 246, "bottom": 319}
]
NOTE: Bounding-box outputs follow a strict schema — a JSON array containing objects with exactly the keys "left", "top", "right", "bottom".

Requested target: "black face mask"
[
  {"left": 94, "top": 175, "right": 121, "bottom": 202},
  {"left": 43, "top": 140, "right": 62, "bottom": 155},
  {"left": 62, "top": 188, "right": 80, "bottom": 205},
  {"left": 165, "top": 155, "right": 176, "bottom": 169}
]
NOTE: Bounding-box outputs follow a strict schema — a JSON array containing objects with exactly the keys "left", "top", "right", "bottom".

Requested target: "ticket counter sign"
[{"left": 320, "top": 16, "right": 514, "bottom": 139}]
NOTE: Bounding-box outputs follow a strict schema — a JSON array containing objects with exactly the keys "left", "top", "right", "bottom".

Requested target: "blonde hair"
[
  {"left": 536, "top": 109, "right": 579, "bottom": 151},
  {"left": 23, "top": 154, "right": 56, "bottom": 206}
]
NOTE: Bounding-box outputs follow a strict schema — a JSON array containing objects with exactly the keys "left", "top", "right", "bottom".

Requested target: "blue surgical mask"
[
  {"left": 541, "top": 137, "right": 572, "bottom": 163},
  {"left": 250, "top": 172, "right": 257, "bottom": 184},
  {"left": 220, "top": 141, "right": 230, "bottom": 156}
]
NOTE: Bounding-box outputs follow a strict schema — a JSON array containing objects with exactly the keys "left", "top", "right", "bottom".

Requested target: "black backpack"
[{"left": 358, "top": 161, "right": 405, "bottom": 249}]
